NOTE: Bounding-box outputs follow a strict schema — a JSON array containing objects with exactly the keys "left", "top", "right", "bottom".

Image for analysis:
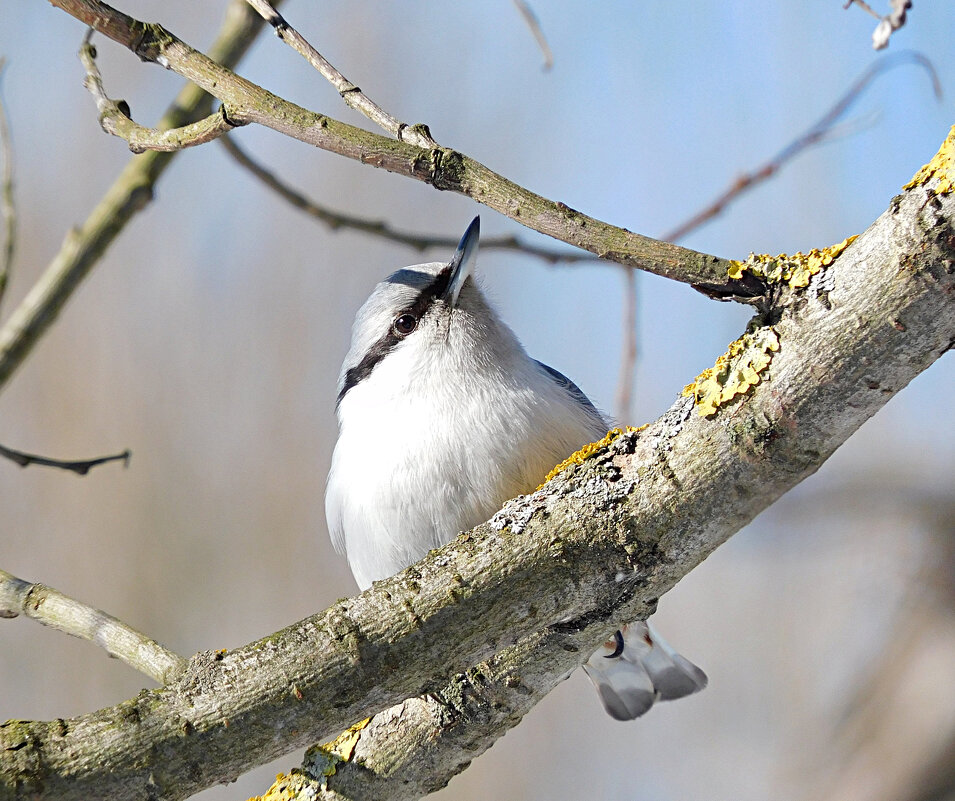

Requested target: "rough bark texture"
[{"left": 1, "top": 170, "right": 952, "bottom": 800}]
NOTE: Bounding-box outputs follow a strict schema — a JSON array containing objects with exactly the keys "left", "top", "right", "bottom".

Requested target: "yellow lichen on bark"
[
  {"left": 727, "top": 236, "right": 858, "bottom": 290},
  {"left": 247, "top": 772, "right": 311, "bottom": 801},
  {"left": 537, "top": 425, "right": 646, "bottom": 489},
  {"left": 304, "top": 717, "right": 371, "bottom": 778},
  {"left": 682, "top": 327, "right": 780, "bottom": 417},
  {"left": 247, "top": 716, "right": 370, "bottom": 801},
  {"left": 904, "top": 123, "right": 955, "bottom": 195}
]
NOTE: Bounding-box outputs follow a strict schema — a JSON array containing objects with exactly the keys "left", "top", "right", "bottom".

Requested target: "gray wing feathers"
[{"left": 534, "top": 360, "right": 607, "bottom": 428}]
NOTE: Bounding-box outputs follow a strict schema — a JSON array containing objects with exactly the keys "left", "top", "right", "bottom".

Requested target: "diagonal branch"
[
  {"left": 46, "top": 0, "right": 740, "bottom": 291},
  {"left": 2, "top": 155, "right": 952, "bottom": 800},
  {"left": 512, "top": 0, "right": 554, "bottom": 71},
  {"left": 0, "top": 568, "right": 186, "bottom": 684},
  {"left": 242, "top": 0, "right": 436, "bottom": 148},
  {"left": 614, "top": 51, "right": 941, "bottom": 418},
  {"left": 661, "top": 51, "right": 939, "bottom": 244},
  {"left": 0, "top": 0, "right": 280, "bottom": 395},
  {"left": 265, "top": 139, "right": 955, "bottom": 801}
]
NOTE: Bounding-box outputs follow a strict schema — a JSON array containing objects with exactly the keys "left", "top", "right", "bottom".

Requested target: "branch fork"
[{"left": 79, "top": 33, "right": 239, "bottom": 153}]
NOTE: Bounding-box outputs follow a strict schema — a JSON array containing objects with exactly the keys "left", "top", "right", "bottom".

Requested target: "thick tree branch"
[
  {"left": 260, "top": 628, "right": 605, "bottom": 801},
  {"left": 0, "top": 0, "right": 277, "bottom": 394},
  {"left": 0, "top": 569, "right": 186, "bottom": 684},
  {"left": 46, "top": 0, "right": 737, "bottom": 290},
  {"left": 2, "top": 147, "right": 952, "bottom": 799}
]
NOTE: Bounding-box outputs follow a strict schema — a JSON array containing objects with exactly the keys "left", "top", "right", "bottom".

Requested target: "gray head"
[{"left": 336, "top": 217, "right": 484, "bottom": 407}]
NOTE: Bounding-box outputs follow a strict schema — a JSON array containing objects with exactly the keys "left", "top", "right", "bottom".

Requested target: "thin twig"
[
  {"left": 219, "top": 134, "right": 595, "bottom": 263},
  {"left": 612, "top": 50, "right": 940, "bottom": 420},
  {"left": 661, "top": 51, "right": 939, "bottom": 243},
  {"left": 0, "top": 58, "right": 15, "bottom": 310},
  {"left": 614, "top": 267, "right": 638, "bottom": 421},
  {"left": 243, "top": 0, "right": 436, "bottom": 148},
  {"left": 844, "top": 0, "right": 882, "bottom": 20},
  {"left": 80, "top": 32, "right": 237, "bottom": 153},
  {"left": 513, "top": 0, "right": 554, "bottom": 71},
  {"left": 0, "top": 568, "right": 187, "bottom": 684},
  {"left": 0, "top": 441, "right": 130, "bottom": 475},
  {"left": 0, "top": 1, "right": 279, "bottom": 395}
]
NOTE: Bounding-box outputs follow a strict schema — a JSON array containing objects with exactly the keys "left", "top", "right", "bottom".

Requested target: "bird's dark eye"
[{"left": 393, "top": 313, "right": 418, "bottom": 336}]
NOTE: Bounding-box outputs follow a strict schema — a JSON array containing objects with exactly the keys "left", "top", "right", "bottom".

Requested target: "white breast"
[{"left": 325, "top": 342, "right": 604, "bottom": 591}]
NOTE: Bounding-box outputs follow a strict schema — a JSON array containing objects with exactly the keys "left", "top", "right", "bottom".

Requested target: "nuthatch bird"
[{"left": 326, "top": 217, "right": 706, "bottom": 719}]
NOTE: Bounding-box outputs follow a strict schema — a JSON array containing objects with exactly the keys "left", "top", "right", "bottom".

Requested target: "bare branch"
[
  {"left": 0, "top": 58, "right": 14, "bottom": 310},
  {"left": 79, "top": 33, "right": 238, "bottom": 153},
  {"left": 612, "top": 53, "right": 937, "bottom": 422},
  {"left": 0, "top": 0, "right": 279, "bottom": 395},
  {"left": 614, "top": 267, "right": 638, "bottom": 421},
  {"left": 219, "top": 134, "right": 595, "bottom": 263},
  {"left": 46, "top": 0, "right": 738, "bottom": 291},
  {"left": 242, "top": 0, "right": 436, "bottom": 148},
  {"left": 513, "top": 0, "right": 554, "bottom": 71},
  {"left": 0, "top": 568, "right": 186, "bottom": 685},
  {"left": 662, "top": 51, "right": 939, "bottom": 244},
  {"left": 0, "top": 441, "right": 129, "bottom": 474},
  {"left": 843, "top": 0, "right": 883, "bottom": 21}
]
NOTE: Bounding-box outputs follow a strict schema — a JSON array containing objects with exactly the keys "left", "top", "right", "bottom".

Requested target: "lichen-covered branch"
[
  {"left": 255, "top": 628, "right": 603, "bottom": 801},
  {"left": 0, "top": 0, "right": 277, "bottom": 394},
  {"left": 46, "top": 0, "right": 736, "bottom": 290},
  {"left": 2, "top": 138, "right": 953, "bottom": 800},
  {"left": 266, "top": 133, "right": 955, "bottom": 801},
  {"left": 0, "top": 569, "right": 186, "bottom": 685}
]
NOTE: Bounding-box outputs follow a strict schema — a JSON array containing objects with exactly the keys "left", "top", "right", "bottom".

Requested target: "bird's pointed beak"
[{"left": 444, "top": 216, "right": 480, "bottom": 307}]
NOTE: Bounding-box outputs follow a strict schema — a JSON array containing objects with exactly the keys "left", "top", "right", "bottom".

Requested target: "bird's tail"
[{"left": 582, "top": 621, "right": 707, "bottom": 721}]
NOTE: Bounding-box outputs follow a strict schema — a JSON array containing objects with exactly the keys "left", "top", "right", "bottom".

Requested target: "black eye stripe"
[{"left": 337, "top": 266, "right": 453, "bottom": 407}]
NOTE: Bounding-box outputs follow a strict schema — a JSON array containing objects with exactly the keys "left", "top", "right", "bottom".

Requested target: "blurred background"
[{"left": 1, "top": 2, "right": 953, "bottom": 799}]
